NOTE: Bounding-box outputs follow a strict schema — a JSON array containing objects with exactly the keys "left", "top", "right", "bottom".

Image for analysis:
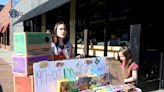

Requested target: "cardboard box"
[
  {"left": 13, "top": 32, "right": 51, "bottom": 55},
  {"left": 106, "top": 58, "right": 124, "bottom": 85},
  {"left": 57, "top": 79, "right": 69, "bottom": 92},
  {"left": 119, "top": 84, "right": 135, "bottom": 92},
  {"left": 13, "top": 75, "right": 33, "bottom": 92},
  {"left": 12, "top": 54, "right": 52, "bottom": 75},
  {"left": 57, "top": 79, "right": 79, "bottom": 92}
]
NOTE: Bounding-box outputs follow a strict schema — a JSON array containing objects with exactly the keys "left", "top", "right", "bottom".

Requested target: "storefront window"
[{"left": 76, "top": 0, "right": 130, "bottom": 58}]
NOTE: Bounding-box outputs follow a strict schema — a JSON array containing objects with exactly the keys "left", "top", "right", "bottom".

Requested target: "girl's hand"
[{"left": 76, "top": 54, "right": 86, "bottom": 59}]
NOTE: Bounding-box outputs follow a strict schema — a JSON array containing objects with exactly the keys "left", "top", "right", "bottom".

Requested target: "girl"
[
  {"left": 51, "top": 21, "right": 73, "bottom": 60},
  {"left": 118, "top": 46, "right": 142, "bottom": 92}
]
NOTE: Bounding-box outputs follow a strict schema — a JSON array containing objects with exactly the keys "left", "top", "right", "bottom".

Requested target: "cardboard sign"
[
  {"left": 33, "top": 61, "right": 64, "bottom": 92},
  {"left": 33, "top": 57, "right": 108, "bottom": 92},
  {"left": 13, "top": 32, "right": 51, "bottom": 55},
  {"left": 106, "top": 58, "right": 124, "bottom": 85},
  {"left": 12, "top": 54, "right": 52, "bottom": 75}
]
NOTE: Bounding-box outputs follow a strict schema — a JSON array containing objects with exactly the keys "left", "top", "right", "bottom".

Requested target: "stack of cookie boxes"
[{"left": 12, "top": 32, "right": 53, "bottom": 92}]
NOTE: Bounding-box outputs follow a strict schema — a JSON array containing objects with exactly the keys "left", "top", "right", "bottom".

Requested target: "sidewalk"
[
  {"left": 0, "top": 49, "right": 12, "bottom": 65},
  {"left": 0, "top": 49, "right": 13, "bottom": 92}
]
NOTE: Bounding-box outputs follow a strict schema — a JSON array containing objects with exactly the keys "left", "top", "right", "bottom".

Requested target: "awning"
[
  {"left": 1, "top": 23, "right": 9, "bottom": 33},
  {"left": 13, "top": 0, "right": 70, "bottom": 25}
]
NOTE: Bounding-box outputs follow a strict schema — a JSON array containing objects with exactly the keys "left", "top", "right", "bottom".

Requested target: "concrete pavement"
[
  {"left": 0, "top": 49, "right": 13, "bottom": 92},
  {"left": 0, "top": 49, "right": 12, "bottom": 65}
]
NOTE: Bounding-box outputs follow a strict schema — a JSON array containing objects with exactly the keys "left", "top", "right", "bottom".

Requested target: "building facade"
[
  {"left": 10, "top": 0, "right": 49, "bottom": 50},
  {"left": 11, "top": 0, "right": 164, "bottom": 91},
  {"left": 0, "top": 0, "right": 11, "bottom": 50}
]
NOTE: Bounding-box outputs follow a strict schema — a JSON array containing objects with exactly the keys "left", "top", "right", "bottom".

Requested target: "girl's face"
[
  {"left": 118, "top": 52, "right": 126, "bottom": 62},
  {"left": 56, "top": 24, "right": 67, "bottom": 39}
]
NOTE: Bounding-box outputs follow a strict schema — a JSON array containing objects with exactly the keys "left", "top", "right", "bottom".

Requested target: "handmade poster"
[
  {"left": 71, "top": 57, "right": 107, "bottom": 77},
  {"left": 33, "top": 61, "right": 64, "bottom": 92},
  {"left": 33, "top": 57, "right": 108, "bottom": 92},
  {"left": 62, "top": 57, "right": 108, "bottom": 81}
]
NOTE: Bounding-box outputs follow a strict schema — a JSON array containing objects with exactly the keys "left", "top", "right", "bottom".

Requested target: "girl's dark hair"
[
  {"left": 52, "top": 21, "right": 68, "bottom": 45},
  {"left": 118, "top": 46, "right": 134, "bottom": 66}
]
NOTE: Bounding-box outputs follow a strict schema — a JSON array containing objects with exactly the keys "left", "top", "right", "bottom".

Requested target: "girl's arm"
[
  {"left": 70, "top": 47, "right": 74, "bottom": 58},
  {"left": 124, "top": 70, "right": 138, "bottom": 83}
]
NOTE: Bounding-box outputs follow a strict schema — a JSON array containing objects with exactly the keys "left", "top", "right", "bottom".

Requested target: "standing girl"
[{"left": 51, "top": 21, "right": 73, "bottom": 60}]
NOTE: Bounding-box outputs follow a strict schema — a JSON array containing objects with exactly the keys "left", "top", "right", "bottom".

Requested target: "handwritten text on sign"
[{"left": 33, "top": 57, "right": 108, "bottom": 92}]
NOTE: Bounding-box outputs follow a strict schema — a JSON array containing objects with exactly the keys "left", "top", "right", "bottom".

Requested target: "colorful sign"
[
  {"left": 33, "top": 57, "right": 108, "bottom": 92},
  {"left": 33, "top": 61, "right": 64, "bottom": 92}
]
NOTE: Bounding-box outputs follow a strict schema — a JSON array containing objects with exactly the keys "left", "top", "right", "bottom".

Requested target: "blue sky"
[{"left": 0, "top": 0, "right": 9, "bottom": 5}]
